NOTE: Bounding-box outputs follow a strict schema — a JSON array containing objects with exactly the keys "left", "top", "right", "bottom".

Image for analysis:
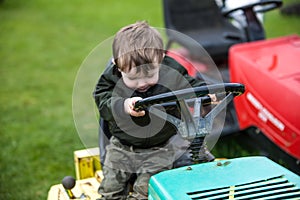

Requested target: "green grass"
[
  {"left": 0, "top": 0, "right": 299, "bottom": 199},
  {"left": 0, "top": 1, "right": 163, "bottom": 199},
  {"left": 264, "top": 0, "right": 300, "bottom": 37}
]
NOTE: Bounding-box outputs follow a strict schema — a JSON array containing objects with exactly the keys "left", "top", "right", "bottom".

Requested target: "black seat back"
[
  {"left": 99, "top": 119, "right": 111, "bottom": 165},
  {"left": 164, "top": 0, "right": 225, "bottom": 32},
  {"left": 163, "top": 0, "right": 246, "bottom": 63}
]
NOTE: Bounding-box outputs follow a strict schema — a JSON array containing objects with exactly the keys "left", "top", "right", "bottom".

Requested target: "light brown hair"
[{"left": 112, "top": 21, "right": 164, "bottom": 74}]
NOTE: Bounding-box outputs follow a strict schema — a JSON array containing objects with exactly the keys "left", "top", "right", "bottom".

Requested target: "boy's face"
[{"left": 121, "top": 65, "right": 159, "bottom": 93}]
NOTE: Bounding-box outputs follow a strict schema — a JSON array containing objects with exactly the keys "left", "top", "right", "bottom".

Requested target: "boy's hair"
[{"left": 112, "top": 21, "right": 164, "bottom": 74}]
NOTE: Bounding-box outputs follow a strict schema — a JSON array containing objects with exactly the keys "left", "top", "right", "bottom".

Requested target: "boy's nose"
[
  {"left": 137, "top": 79, "right": 151, "bottom": 89},
  {"left": 137, "top": 80, "right": 148, "bottom": 88},
  {"left": 138, "top": 79, "right": 147, "bottom": 87}
]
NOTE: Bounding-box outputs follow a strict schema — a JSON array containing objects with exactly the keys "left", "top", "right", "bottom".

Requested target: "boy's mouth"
[{"left": 137, "top": 86, "right": 151, "bottom": 92}]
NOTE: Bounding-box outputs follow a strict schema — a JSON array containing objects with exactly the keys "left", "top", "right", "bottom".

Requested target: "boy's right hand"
[{"left": 124, "top": 97, "right": 146, "bottom": 117}]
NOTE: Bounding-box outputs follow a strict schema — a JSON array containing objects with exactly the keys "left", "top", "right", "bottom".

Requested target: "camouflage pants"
[{"left": 98, "top": 136, "right": 188, "bottom": 200}]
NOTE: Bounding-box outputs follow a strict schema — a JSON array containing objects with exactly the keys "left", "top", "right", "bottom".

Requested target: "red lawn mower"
[{"left": 163, "top": 0, "right": 300, "bottom": 174}]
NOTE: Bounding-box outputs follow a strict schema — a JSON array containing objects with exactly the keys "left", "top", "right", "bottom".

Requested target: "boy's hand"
[
  {"left": 208, "top": 94, "right": 217, "bottom": 102},
  {"left": 124, "top": 97, "right": 146, "bottom": 117}
]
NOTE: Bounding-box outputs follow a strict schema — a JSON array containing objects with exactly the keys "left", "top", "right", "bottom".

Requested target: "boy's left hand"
[
  {"left": 124, "top": 97, "right": 146, "bottom": 117},
  {"left": 208, "top": 94, "right": 217, "bottom": 102}
]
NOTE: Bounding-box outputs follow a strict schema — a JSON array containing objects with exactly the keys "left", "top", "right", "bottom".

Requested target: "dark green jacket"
[{"left": 93, "top": 55, "right": 205, "bottom": 148}]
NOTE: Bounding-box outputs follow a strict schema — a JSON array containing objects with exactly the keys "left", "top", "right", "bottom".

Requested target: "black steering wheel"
[
  {"left": 223, "top": 0, "right": 282, "bottom": 16},
  {"left": 134, "top": 83, "right": 245, "bottom": 164},
  {"left": 222, "top": 0, "right": 282, "bottom": 41},
  {"left": 134, "top": 83, "right": 245, "bottom": 111}
]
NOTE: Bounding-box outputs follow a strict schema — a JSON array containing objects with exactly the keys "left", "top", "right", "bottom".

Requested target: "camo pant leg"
[
  {"left": 126, "top": 173, "right": 150, "bottom": 200},
  {"left": 127, "top": 147, "right": 174, "bottom": 199},
  {"left": 98, "top": 137, "right": 133, "bottom": 200},
  {"left": 98, "top": 166, "right": 131, "bottom": 200}
]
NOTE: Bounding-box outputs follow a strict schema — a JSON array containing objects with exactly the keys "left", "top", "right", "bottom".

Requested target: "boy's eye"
[
  {"left": 127, "top": 74, "right": 154, "bottom": 80},
  {"left": 146, "top": 73, "right": 157, "bottom": 78},
  {"left": 127, "top": 77, "right": 137, "bottom": 80},
  {"left": 146, "top": 74, "right": 154, "bottom": 78}
]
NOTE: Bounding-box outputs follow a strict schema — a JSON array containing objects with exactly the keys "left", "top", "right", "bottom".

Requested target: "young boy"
[{"left": 93, "top": 21, "right": 212, "bottom": 200}]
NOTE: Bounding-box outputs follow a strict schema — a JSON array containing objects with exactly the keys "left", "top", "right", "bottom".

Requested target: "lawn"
[{"left": 0, "top": 0, "right": 299, "bottom": 199}]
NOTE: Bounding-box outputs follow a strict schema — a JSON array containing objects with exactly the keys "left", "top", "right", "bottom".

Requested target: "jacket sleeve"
[{"left": 93, "top": 65, "right": 127, "bottom": 122}]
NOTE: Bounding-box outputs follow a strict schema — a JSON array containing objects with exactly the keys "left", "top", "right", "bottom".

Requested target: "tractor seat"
[{"left": 163, "top": 0, "right": 246, "bottom": 63}]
